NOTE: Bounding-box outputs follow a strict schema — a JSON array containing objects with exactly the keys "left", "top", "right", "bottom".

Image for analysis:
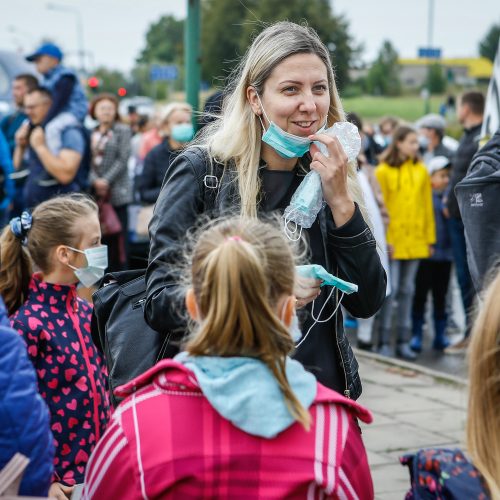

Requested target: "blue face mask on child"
[
  {"left": 256, "top": 93, "right": 325, "bottom": 159},
  {"left": 171, "top": 123, "right": 194, "bottom": 143}
]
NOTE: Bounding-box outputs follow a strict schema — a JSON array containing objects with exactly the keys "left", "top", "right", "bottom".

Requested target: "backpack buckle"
[{"left": 203, "top": 175, "right": 219, "bottom": 189}]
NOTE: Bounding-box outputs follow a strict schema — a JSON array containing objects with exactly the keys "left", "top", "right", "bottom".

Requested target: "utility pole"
[
  {"left": 185, "top": 0, "right": 201, "bottom": 127},
  {"left": 425, "top": 0, "right": 435, "bottom": 114}
]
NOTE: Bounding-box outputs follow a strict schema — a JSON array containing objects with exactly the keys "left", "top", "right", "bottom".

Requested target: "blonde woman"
[
  {"left": 84, "top": 218, "right": 374, "bottom": 499},
  {"left": 145, "top": 22, "right": 386, "bottom": 399},
  {"left": 401, "top": 269, "right": 500, "bottom": 499}
]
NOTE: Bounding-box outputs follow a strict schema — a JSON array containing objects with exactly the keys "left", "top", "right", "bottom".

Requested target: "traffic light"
[
  {"left": 87, "top": 76, "right": 99, "bottom": 93},
  {"left": 117, "top": 87, "right": 127, "bottom": 97}
]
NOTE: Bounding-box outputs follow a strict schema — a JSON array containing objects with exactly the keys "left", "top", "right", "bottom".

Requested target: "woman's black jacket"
[{"left": 145, "top": 147, "right": 386, "bottom": 400}]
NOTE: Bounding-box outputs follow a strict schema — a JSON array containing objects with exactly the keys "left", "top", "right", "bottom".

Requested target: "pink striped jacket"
[{"left": 83, "top": 360, "right": 374, "bottom": 499}]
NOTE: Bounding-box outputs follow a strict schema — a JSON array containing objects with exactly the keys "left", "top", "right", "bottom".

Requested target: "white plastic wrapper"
[
  {"left": 283, "top": 122, "right": 361, "bottom": 236},
  {"left": 314, "top": 121, "right": 361, "bottom": 162}
]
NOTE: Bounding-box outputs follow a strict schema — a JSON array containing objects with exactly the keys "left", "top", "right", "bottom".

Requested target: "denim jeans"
[
  {"left": 379, "top": 259, "right": 420, "bottom": 344},
  {"left": 448, "top": 217, "right": 474, "bottom": 336}
]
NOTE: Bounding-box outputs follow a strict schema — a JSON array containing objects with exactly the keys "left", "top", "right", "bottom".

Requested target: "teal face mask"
[
  {"left": 296, "top": 264, "right": 358, "bottom": 294},
  {"left": 256, "top": 93, "right": 324, "bottom": 159},
  {"left": 171, "top": 123, "right": 194, "bottom": 143}
]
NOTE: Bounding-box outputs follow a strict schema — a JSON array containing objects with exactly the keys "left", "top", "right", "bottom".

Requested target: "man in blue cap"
[{"left": 24, "top": 43, "right": 87, "bottom": 153}]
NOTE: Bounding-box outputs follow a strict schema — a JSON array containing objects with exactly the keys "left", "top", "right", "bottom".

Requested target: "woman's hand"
[
  {"left": 295, "top": 276, "right": 322, "bottom": 309},
  {"left": 48, "top": 482, "right": 74, "bottom": 500},
  {"left": 308, "top": 135, "right": 355, "bottom": 227},
  {"left": 93, "top": 178, "right": 110, "bottom": 197}
]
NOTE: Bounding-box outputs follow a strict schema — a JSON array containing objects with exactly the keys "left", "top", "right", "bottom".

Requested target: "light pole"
[
  {"left": 46, "top": 2, "right": 86, "bottom": 74},
  {"left": 185, "top": 0, "right": 201, "bottom": 126},
  {"left": 425, "top": 0, "right": 435, "bottom": 114}
]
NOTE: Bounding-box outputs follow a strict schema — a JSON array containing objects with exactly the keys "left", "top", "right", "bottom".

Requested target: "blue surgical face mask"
[
  {"left": 256, "top": 93, "right": 324, "bottom": 159},
  {"left": 171, "top": 123, "right": 194, "bottom": 143},
  {"left": 296, "top": 264, "right": 358, "bottom": 294},
  {"left": 66, "top": 245, "right": 108, "bottom": 287}
]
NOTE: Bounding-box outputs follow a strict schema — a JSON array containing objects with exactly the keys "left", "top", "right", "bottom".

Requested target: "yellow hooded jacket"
[{"left": 375, "top": 159, "right": 436, "bottom": 260}]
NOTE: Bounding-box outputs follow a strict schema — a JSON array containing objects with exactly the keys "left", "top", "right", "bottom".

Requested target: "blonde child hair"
[
  {"left": 185, "top": 217, "right": 311, "bottom": 429},
  {"left": 467, "top": 269, "right": 500, "bottom": 499}
]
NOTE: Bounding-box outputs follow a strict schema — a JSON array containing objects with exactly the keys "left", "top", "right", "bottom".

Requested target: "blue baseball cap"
[{"left": 26, "top": 43, "right": 63, "bottom": 62}]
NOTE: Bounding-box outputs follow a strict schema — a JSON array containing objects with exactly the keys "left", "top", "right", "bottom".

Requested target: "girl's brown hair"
[
  {"left": 185, "top": 217, "right": 311, "bottom": 430},
  {"left": 467, "top": 269, "right": 500, "bottom": 499},
  {"left": 379, "top": 125, "right": 418, "bottom": 167},
  {"left": 0, "top": 194, "right": 98, "bottom": 315}
]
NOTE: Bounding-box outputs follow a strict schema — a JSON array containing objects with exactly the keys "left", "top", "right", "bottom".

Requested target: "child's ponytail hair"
[
  {"left": 0, "top": 194, "right": 98, "bottom": 315},
  {"left": 185, "top": 217, "right": 311, "bottom": 430}
]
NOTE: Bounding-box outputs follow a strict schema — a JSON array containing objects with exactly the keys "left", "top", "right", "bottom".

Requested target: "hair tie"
[
  {"left": 225, "top": 235, "right": 243, "bottom": 243},
  {"left": 9, "top": 211, "right": 33, "bottom": 246}
]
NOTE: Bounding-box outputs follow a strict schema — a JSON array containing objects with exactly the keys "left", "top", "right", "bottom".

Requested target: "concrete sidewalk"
[{"left": 355, "top": 350, "right": 468, "bottom": 499}]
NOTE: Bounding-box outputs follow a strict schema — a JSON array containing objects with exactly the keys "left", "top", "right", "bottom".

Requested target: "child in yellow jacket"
[{"left": 375, "top": 126, "right": 436, "bottom": 360}]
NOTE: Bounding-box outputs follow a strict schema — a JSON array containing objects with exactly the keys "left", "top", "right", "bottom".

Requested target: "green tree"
[
  {"left": 426, "top": 63, "right": 446, "bottom": 94},
  {"left": 92, "top": 67, "right": 128, "bottom": 94},
  {"left": 136, "top": 15, "right": 184, "bottom": 66},
  {"left": 201, "top": 0, "right": 251, "bottom": 86},
  {"left": 479, "top": 22, "right": 500, "bottom": 62},
  {"left": 200, "top": 0, "right": 356, "bottom": 88},
  {"left": 365, "top": 41, "right": 401, "bottom": 96}
]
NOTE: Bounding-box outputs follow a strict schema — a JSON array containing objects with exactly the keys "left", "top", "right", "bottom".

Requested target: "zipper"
[
  {"left": 319, "top": 212, "right": 350, "bottom": 398},
  {"left": 66, "top": 290, "right": 102, "bottom": 441}
]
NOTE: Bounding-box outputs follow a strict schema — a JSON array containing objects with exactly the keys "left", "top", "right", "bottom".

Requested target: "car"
[
  {"left": 0, "top": 50, "right": 38, "bottom": 117},
  {"left": 118, "top": 96, "right": 155, "bottom": 119}
]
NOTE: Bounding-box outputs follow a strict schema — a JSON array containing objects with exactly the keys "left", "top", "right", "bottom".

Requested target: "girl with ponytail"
[
  {"left": 0, "top": 194, "right": 110, "bottom": 497},
  {"left": 84, "top": 217, "right": 374, "bottom": 500}
]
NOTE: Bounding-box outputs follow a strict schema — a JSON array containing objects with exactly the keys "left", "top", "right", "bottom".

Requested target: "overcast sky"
[{"left": 1, "top": 0, "right": 499, "bottom": 74}]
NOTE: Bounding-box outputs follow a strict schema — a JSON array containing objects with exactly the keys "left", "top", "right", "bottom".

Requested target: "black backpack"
[
  {"left": 456, "top": 129, "right": 500, "bottom": 292},
  {"left": 91, "top": 149, "right": 222, "bottom": 407}
]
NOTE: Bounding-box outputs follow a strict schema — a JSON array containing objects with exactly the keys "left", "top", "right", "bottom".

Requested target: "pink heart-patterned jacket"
[
  {"left": 83, "top": 359, "right": 374, "bottom": 500},
  {"left": 11, "top": 274, "right": 111, "bottom": 486}
]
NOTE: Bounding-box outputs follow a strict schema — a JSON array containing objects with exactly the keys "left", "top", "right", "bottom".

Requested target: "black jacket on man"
[
  {"left": 447, "top": 123, "right": 482, "bottom": 219},
  {"left": 145, "top": 147, "right": 386, "bottom": 400}
]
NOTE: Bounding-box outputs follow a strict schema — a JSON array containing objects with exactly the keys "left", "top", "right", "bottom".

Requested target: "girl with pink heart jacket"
[{"left": 0, "top": 194, "right": 110, "bottom": 496}]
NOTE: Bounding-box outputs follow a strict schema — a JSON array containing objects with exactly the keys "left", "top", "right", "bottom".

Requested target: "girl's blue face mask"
[{"left": 256, "top": 93, "right": 325, "bottom": 159}]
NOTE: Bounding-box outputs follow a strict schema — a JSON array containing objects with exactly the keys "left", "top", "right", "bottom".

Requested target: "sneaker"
[
  {"left": 396, "top": 342, "right": 417, "bottom": 361},
  {"left": 409, "top": 336, "right": 422, "bottom": 353},
  {"left": 444, "top": 337, "right": 469, "bottom": 355},
  {"left": 377, "top": 344, "right": 394, "bottom": 357}
]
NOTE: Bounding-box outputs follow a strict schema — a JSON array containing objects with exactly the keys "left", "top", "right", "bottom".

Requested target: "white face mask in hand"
[{"left": 66, "top": 245, "right": 108, "bottom": 287}]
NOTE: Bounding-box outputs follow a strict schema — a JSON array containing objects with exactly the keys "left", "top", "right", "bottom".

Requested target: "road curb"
[{"left": 354, "top": 348, "right": 468, "bottom": 387}]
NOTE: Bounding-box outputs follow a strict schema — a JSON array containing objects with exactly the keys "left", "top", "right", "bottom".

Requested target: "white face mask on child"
[{"left": 66, "top": 245, "right": 108, "bottom": 287}]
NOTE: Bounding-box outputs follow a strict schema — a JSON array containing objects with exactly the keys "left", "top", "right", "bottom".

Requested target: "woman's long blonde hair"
[
  {"left": 185, "top": 217, "right": 311, "bottom": 430},
  {"left": 196, "top": 21, "right": 365, "bottom": 219},
  {"left": 467, "top": 269, "right": 500, "bottom": 499}
]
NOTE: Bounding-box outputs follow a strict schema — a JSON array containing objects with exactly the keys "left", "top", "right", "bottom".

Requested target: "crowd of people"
[{"left": 0, "top": 21, "right": 498, "bottom": 500}]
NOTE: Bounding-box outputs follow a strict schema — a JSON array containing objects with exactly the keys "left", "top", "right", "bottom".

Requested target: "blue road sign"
[
  {"left": 150, "top": 65, "right": 178, "bottom": 81},
  {"left": 418, "top": 47, "right": 442, "bottom": 59}
]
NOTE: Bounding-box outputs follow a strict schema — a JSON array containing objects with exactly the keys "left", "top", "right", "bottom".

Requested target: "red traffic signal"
[
  {"left": 87, "top": 76, "right": 99, "bottom": 88},
  {"left": 117, "top": 87, "right": 127, "bottom": 97}
]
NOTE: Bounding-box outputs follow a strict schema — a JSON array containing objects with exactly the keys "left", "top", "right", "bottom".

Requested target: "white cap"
[
  {"left": 416, "top": 114, "right": 446, "bottom": 131},
  {"left": 427, "top": 155, "right": 451, "bottom": 175}
]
